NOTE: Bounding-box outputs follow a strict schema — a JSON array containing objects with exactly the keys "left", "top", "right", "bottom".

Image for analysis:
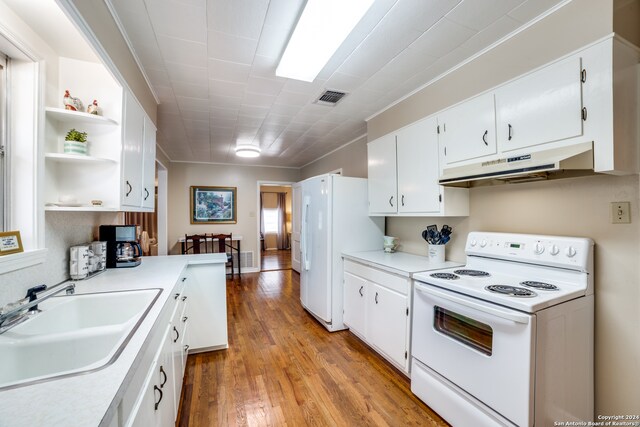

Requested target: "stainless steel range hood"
[{"left": 439, "top": 141, "right": 594, "bottom": 186}]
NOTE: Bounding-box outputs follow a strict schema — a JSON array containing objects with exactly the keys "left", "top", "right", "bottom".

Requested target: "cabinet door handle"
[
  {"left": 181, "top": 277, "right": 187, "bottom": 282},
  {"left": 173, "top": 326, "right": 179, "bottom": 343},
  {"left": 182, "top": 316, "right": 188, "bottom": 322},
  {"left": 181, "top": 295, "right": 187, "bottom": 302},
  {"left": 389, "top": 196, "right": 394, "bottom": 207},
  {"left": 508, "top": 124, "right": 513, "bottom": 141},
  {"left": 125, "top": 180, "right": 132, "bottom": 197},
  {"left": 144, "top": 188, "right": 150, "bottom": 200},
  {"left": 159, "top": 365, "right": 167, "bottom": 387},
  {"left": 375, "top": 292, "right": 379, "bottom": 304},
  {"left": 174, "top": 293, "right": 180, "bottom": 300},
  {"left": 482, "top": 130, "right": 488, "bottom": 146},
  {"left": 154, "top": 385, "right": 163, "bottom": 410},
  {"left": 184, "top": 344, "right": 189, "bottom": 353},
  {"left": 359, "top": 285, "right": 363, "bottom": 297},
  {"left": 401, "top": 195, "right": 405, "bottom": 206}
]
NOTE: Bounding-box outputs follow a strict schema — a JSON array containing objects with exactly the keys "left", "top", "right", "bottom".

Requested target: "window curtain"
[
  {"left": 259, "top": 192, "right": 265, "bottom": 250},
  {"left": 276, "top": 192, "right": 288, "bottom": 249},
  {"left": 124, "top": 194, "right": 158, "bottom": 256}
]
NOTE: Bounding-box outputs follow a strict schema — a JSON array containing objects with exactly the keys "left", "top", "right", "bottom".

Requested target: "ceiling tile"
[
  {"left": 276, "top": 91, "right": 314, "bottom": 107},
  {"left": 176, "top": 96, "right": 209, "bottom": 112},
  {"left": 242, "top": 92, "right": 276, "bottom": 108},
  {"left": 157, "top": 36, "right": 208, "bottom": 68},
  {"left": 209, "top": 79, "right": 247, "bottom": 98},
  {"left": 246, "top": 76, "right": 285, "bottom": 96},
  {"left": 166, "top": 63, "right": 208, "bottom": 85},
  {"left": 446, "top": 0, "right": 524, "bottom": 31},
  {"left": 206, "top": 0, "right": 269, "bottom": 40},
  {"left": 508, "top": 0, "right": 564, "bottom": 23},
  {"left": 209, "top": 94, "right": 243, "bottom": 109},
  {"left": 172, "top": 81, "right": 209, "bottom": 99},
  {"left": 239, "top": 104, "right": 270, "bottom": 118},
  {"left": 147, "top": 0, "right": 207, "bottom": 43},
  {"left": 457, "top": 16, "right": 521, "bottom": 57},
  {"left": 210, "top": 106, "right": 240, "bottom": 119},
  {"left": 208, "top": 59, "right": 251, "bottom": 83},
  {"left": 249, "top": 54, "right": 280, "bottom": 79},
  {"left": 207, "top": 30, "right": 258, "bottom": 64}
]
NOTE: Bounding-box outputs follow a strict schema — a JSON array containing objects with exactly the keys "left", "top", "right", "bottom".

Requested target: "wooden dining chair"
[
  {"left": 183, "top": 234, "right": 209, "bottom": 254},
  {"left": 210, "top": 233, "right": 234, "bottom": 279}
]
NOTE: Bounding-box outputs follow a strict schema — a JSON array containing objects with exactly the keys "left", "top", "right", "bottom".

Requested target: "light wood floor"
[
  {"left": 177, "top": 271, "right": 448, "bottom": 426},
  {"left": 261, "top": 249, "right": 292, "bottom": 271}
]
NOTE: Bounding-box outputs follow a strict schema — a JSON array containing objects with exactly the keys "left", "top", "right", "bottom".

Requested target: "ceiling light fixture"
[
  {"left": 276, "top": 0, "right": 374, "bottom": 82},
  {"left": 235, "top": 144, "right": 261, "bottom": 158}
]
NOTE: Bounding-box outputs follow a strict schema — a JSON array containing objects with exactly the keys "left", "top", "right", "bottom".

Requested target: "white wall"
[{"left": 167, "top": 162, "right": 300, "bottom": 269}]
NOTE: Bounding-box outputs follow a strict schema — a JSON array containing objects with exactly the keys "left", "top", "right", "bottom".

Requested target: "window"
[
  {"left": 263, "top": 208, "right": 279, "bottom": 233},
  {"left": 0, "top": 53, "right": 6, "bottom": 231}
]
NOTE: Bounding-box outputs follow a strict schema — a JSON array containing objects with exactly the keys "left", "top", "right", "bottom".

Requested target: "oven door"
[{"left": 412, "top": 282, "right": 535, "bottom": 427}]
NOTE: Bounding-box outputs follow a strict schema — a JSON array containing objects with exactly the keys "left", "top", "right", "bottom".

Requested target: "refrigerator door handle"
[{"left": 301, "top": 196, "right": 311, "bottom": 271}]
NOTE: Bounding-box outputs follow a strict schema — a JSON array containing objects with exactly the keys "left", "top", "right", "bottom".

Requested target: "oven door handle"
[{"left": 415, "top": 283, "right": 531, "bottom": 324}]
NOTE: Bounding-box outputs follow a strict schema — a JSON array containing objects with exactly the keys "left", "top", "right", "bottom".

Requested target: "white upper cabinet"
[
  {"left": 367, "top": 133, "right": 398, "bottom": 214},
  {"left": 396, "top": 117, "right": 440, "bottom": 213},
  {"left": 142, "top": 116, "right": 157, "bottom": 210},
  {"left": 496, "top": 56, "right": 583, "bottom": 152},
  {"left": 439, "top": 92, "right": 497, "bottom": 165},
  {"left": 367, "top": 117, "right": 469, "bottom": 217},
  {"left": 122, "top": 91, "right": 145, "bottom": 209}
]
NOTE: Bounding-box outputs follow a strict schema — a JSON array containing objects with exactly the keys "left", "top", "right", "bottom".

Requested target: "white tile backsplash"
[{"left": 0, "top": 211, "right": 121, "bottom": 306}]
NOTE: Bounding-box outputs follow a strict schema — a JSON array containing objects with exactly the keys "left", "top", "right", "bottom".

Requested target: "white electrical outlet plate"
[{"left": 611, "top": 201, "right": 631, "bottom": 224}]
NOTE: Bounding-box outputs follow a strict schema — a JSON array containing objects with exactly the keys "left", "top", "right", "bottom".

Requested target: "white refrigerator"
[{"left": 299, "top": 174, "right": 384, "bottom": 332}]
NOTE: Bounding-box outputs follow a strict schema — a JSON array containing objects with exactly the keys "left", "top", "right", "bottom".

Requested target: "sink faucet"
[{"left": 0, "top": 282, "right": 76, "bottom": 334}]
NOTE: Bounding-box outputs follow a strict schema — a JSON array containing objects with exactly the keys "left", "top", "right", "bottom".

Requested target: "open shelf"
[
  {"left": 45, "top": 107, "right": 118, "bottom": 126},
  {"left": 45, "top": 153, "right": 117, "bottom": 164},
  {"left": 45, "top": 204, "right": 118, "bottom": 212}
]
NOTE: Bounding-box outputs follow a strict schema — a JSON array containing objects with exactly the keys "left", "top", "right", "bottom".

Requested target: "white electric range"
[{"left": 411, "top": 232, "right": 594, "bottom": 426}]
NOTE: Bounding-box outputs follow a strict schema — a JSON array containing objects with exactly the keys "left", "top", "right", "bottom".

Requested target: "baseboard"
[{"left": 237, "top": 267, "right": 260, "bottom": 274}]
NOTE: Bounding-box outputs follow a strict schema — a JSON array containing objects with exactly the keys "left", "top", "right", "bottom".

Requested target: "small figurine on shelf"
[
  {"left": 63, "top": 89, "right": 84, "bottom": 112},
  {"left": 87, "top": 99, "right": 101, "bottom": 115}
]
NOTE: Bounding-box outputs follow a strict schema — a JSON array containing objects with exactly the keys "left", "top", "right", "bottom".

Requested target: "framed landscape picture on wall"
[{"left": 190, "top": 186, "right": 237, "bottom": 224}]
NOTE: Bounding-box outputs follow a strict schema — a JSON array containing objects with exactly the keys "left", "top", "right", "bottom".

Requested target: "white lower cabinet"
[
  {"left": 187, "top": 263, "right": 228, "bottom": 352},
  {"left": 343, "top": 260, "right": 411, "bottom": 374},
  {"left": 129, "top": 325, "right": 175, "bottom": 427}
]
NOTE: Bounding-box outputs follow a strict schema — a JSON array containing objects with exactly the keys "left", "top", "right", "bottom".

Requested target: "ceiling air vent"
[{"left": 315, "top": 90, "right": 347, "bottom": 106}]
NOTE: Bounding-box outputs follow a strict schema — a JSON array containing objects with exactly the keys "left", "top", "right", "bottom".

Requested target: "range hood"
[{"left": 439, "top": 141, "right": 594, "bottom": 186}]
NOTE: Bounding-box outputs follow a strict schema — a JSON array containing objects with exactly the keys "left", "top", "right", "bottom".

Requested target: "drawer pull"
[
  {"left": 181, "top": 296, "right": 187, "bottom": 302},
  {"left": 184, "top": 344, "right": 190, "bottom": 352},
  {"left": 153, "top": 385, "right": 163, "bottom": 410},
  {"left": 174, "top": 293, "right": 180, "bottom": 300},
  {"left": 173, "top": 326, "right": 179, "bottom": 343},
  {"left": 182, "top": 316, "right": 188, "bottom": 322},
  {"left": 359, "top": 285, "right": 363, "bottom": 297},
  {"left": 181, "top": 277, "right": 187, "bottom": 282},
  {"left": 159, "top": 365, "right": 167, "bottom": 387}
]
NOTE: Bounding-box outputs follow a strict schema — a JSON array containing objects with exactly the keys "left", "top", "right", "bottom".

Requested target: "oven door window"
[{"left": 434, "top": 306, "right": 493, "bottom": 356}]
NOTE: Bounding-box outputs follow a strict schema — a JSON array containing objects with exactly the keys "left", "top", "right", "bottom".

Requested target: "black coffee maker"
[{"left": 99, "top": 225, "right": 142, "bottom": 268}]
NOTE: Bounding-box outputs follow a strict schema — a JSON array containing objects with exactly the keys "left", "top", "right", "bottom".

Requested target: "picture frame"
[
  {"left": 0, "top": 230, "right": 24, "bottom": 256},
  {"left": 190, "top": 186, "right": 237, "bottom": 224}
]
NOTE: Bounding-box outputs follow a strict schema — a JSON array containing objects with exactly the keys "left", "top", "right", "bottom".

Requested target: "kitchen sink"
[{"left": 0, "top": 289, "right": 161, "bottom": 390}]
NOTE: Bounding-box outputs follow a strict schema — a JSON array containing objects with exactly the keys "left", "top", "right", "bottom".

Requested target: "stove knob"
[
  {"left": 480, "top": 239, "right": 487, "bottom": 248},
  {"left": 470, "top": 239, "right": 477, "bottom": 247},
  {"left": 566, "top": 246, "right": 577, "bottom": 258},
  {"left": 549, "top": 244, "right": 559, "bottom": 256},
  {"left": 534, "top": 242, "right": 545, "bottom": 254}
]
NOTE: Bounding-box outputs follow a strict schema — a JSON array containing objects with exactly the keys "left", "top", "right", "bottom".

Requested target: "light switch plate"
[{"left": 611, "top": 201, "right": 631, "bottom": 224}]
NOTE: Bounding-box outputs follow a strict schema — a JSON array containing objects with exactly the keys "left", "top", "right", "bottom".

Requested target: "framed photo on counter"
[
  {"left": 0, "top": 230, "right": 24, "bottom": 256},
  {"left": 190, "top": 186, "right": 237, "bottom": 224}
]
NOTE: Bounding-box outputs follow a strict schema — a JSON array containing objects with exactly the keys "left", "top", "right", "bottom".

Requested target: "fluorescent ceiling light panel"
[{"left": 276, "top": 0, "right": 374, "bottom": 82}]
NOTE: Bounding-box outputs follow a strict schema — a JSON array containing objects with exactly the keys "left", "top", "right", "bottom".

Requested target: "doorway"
[{"left": 257, "top": 182, "right": 294, "bottom": 271}]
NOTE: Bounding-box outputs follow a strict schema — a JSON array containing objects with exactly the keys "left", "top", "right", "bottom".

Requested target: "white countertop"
[
  {"left": 342, "top": 250, "right": 462, "bottom": 277},
  {"left": 0, "top": 254, "right": 227, "bottom": 427}
]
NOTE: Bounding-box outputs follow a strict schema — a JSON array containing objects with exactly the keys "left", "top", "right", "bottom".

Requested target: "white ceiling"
[{"left": 104, "top": 0, "right": 565, "bottom": 167}]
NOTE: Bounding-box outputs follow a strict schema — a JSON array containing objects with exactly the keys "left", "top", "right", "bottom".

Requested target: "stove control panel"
[{"left": 465, "top": 232, "right": 593, "bottom": 271}]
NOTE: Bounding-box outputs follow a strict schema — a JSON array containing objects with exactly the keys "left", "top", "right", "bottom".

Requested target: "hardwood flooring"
[
  {"left": 177, "top": 270, "right": 448, "bottom": 427},
  {"left": 260, "top": 249, "right": 292, "bottom": 271}
]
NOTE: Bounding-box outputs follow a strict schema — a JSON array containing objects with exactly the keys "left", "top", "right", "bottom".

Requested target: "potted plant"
[{"left": 63, "top": 128, "right": 88, "bottom": 155}]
